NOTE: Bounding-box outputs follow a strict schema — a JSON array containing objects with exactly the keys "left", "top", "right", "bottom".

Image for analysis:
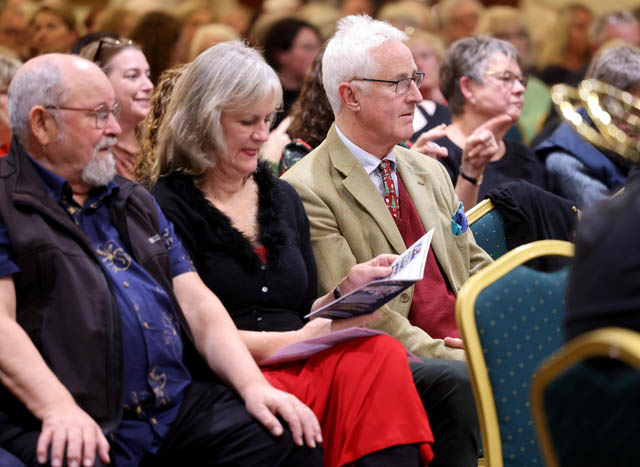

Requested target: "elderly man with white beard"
[{"left": 0, "top": 54, "right": 324, "bottom": 467}]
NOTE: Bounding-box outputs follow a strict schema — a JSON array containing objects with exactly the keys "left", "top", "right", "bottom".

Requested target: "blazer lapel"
[
  {"left": 325, "top": 127, "right": 406, "bottom": 254},
  {"left": 398, "top": 159, "right": 453, "bottom": 274}
]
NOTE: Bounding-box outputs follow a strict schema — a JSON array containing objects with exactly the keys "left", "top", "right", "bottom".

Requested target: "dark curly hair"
[{"left": 287, "top": 44, "right": 333, "bottom": 148}]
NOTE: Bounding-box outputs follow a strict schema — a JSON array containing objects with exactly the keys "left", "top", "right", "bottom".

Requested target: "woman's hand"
[
  {"left": 298, "top": 313, "right": 381, "bottom": 341},
  {"left": 412, "top": 124, "right": 448, "bottom": 160},
  {"left": 460, "top": 114, "right": 512, "bottom": 178},
  {"left": 338, "top": 254, "right": 397, "bottom": 295},
  {"left": 260, "top": 116, "right": 291, "bottom": 164}
]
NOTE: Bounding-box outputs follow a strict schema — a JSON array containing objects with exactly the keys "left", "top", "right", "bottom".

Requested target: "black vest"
[{"left": 0, "top": 139, "right": 195, "bottom": 433}]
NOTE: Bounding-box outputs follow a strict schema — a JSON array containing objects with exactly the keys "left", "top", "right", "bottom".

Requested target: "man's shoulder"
[{"left": 396, "top": 145, "right": 452, "bottom": 182}]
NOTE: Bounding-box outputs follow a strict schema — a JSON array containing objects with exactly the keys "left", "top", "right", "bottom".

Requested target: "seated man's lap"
[{"left": 1, "top": 380, "right": 322, "bottom": 467}]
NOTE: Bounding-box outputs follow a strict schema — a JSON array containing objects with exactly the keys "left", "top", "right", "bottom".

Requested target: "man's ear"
[
  {"left": 338, "top": 82, "right": 360, "bottom": 112},
  {"left": 28, "top": 106, "right": 56, "bottom": 147},
  {"left": 459, "top": 76, "right": 476, "bottom": 104}
]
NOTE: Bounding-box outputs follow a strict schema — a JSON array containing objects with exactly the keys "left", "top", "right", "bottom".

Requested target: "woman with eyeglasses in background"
[
  {"left": 80, "top": 37, "right": 154, "bottom": 179},
  {"left": 434, "top": 36, "right": 547, "bottom": 209}
]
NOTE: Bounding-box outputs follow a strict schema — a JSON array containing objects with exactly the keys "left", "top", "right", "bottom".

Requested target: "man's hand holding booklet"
[{"left": 305, "top": 228, "right": 435, "bottom": 320}]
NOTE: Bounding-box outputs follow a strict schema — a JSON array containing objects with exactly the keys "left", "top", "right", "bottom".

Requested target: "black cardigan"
[{"left": 152, "top": 162, "right": 317, "bottom": 332}]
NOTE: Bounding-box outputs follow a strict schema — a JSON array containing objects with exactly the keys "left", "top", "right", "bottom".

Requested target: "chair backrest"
[
  {"left": 456, "top": 240, "right": 575, "bottom": 467},
  {"left": 467, "top": 199, "right": 509, "bottom": 260},
  {"left": 531, "top": 327, "right": 640, "bottom": 467}
]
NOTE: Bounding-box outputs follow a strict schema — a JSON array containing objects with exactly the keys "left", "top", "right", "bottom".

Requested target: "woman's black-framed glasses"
[
  {"left": 93, "top": 37, "right": 134, "bottom": 63},
  {"left": 352, "top": 72, "right": 425, "bottom": 95}
]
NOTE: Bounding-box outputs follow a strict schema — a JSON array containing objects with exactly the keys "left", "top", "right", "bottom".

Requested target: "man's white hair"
[{"left": 322, "top": 15, "right": 407, "bottom": 115}]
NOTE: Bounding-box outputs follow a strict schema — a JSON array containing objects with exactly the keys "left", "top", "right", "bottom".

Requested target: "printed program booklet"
[{"left": 305, "top": 228, "right": 434, "bottom": 320}]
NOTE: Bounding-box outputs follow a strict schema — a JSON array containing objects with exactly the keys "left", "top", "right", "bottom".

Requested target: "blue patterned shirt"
[{"left": 0, "top": 155, "right": 195, "bottom": 464}]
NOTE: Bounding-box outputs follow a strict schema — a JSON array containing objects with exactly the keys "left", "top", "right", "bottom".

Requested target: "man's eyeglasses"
[
  {"left": 45, "top": 103, "right": 121, "bottom": 129},
  {"left": 484, "top": 70, "right": 528, "bottom": 89},
  {"left": 353, "top": 72, "right": 425, "bottom": 95},
  {"left": 93, "top": 37, "right": 134, "bottom": 63}
]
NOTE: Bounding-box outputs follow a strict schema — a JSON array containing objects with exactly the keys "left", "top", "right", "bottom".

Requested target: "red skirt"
[{"left": 262, "top": 335, "right": 434, "bottom": 467}]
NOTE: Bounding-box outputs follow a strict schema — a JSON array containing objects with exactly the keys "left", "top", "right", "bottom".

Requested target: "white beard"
[{"left": 82, "top": 137, "right": 117, "bottom": 187}]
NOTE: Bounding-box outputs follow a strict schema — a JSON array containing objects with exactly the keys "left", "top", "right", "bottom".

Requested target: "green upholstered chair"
[
  {"left": 456, "top": 240, "right": 574, "bottom": 467},
  {"left": 531, "top": 327, "right": 640, "bottom": 467},
  {"left": 467, "top": 199, "right": 509, "bottom": 260}
]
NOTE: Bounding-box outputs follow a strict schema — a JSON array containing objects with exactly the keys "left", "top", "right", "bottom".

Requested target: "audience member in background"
[
  {"left": 477, "top": 6, "right": 552, "bottom": 144},
  {"left": 296, "top": 2, "right": 341, "bottom": 40},
  {"left": 79, "top": 37, "right": 153, "bottom": 180},
  {"left": 340, "top": 0, "right": 378, "bottom": 17},
  {"left": 406, "top": 31, "right": 450, "bottom": 142},
  {"left": 148, "top": 41, "right": 435, "bottom": 467},
  {"left": 29, "top": 3, "right": 79, "bottom": 57},
  {"left": 280, "top": 45, "right": 333, "bottom": 174},
  {"left": 0, "top": 53, "right": 20, "bottom": 157},
  {"left": 535, "top": 44, "right": 640, "bottom": 209},
  {"left": 188, "top": 23, "right": 240, "bottom": 60},
  {"left": 262, "top": 18, "right": 322, "bottom": 127},
  {"left": 136, "top": 64, "right": 188, "bottom": 186},
  {"left": 174, "top": 1, "right": 215, "bottom": 64},
  {"left": 282, "top": 16, "right": 488, "bottom": 467},
  {"left": 537, "top": 3, "right": 594, "bottom": 86},
  {"left": 93, "top": 5, "right": 143, "bottom": 38},
  {"left": 0, "top": 5, "right": 29, "bottom": 60},
  {"left": 565, "top": 181, "right": 640, "bottom": 341},
  {"left": 131, "top": 11, "right": 182, "bottom": 84},
  {"left": 436, "top": 36, "right": 546, "bottom": 209},
  {"left": 377, "top": 1, "right": 435, "bottom": 35},
  {"left": 590, "top": 10, "right": 640, "bottom": 53},
  {"left": 437, "top": 0, "right": 483, "bottom": 45}
]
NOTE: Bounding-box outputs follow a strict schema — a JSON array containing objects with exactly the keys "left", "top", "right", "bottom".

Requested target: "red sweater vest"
[{"left": 393, "top": 176, "right": 459, "bottom": 339}]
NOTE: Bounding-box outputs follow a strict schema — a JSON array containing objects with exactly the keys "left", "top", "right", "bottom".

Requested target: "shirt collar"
[
  {"left": 25, "top": 152, "right": 119, "bottom": 205},
  {"left": 335, "top": 124, "right": 397, "bottom": 175}
]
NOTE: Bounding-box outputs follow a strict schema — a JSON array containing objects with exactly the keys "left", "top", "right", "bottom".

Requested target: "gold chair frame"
[
  {"left": 456, "top": 240, "right": 575, "bottom": 467},
  {"left": 466, "top": 198, "right": 495, "bottom": 225},
  {"left": 531, "top": 327, "right": 640, "bottom": 467}
]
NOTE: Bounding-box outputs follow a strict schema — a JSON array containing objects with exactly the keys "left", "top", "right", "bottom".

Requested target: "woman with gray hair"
[
  {"left": 148, "top": 41, "right": 435, "bottom": 467},
  {"left": 434, "top": 35, "right": 546, "bottom": 209},
  {"left": 535, "top": 43, "right": 640, "bottom": 209}
]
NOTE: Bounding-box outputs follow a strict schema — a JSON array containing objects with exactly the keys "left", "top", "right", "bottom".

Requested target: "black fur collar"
[{"left": 164, "top": 161, "right": 288, "bottom": 269}]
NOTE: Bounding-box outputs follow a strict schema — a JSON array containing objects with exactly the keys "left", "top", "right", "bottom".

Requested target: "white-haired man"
[
  {"left": 283, "top": 14, "right": 493, "bottom": 467},
  {"left": 0, "top": 53, "right": 322, "bottom": 467}
]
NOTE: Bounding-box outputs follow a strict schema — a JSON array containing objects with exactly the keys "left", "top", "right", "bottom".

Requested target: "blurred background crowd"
[{"left": 1, "top": 0, "right": 639, "bottom": 207}]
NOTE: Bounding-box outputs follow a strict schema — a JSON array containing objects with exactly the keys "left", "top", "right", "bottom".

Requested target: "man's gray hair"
[
  {"left": 153, "top": 41, "right": 282, "bottom": 181},
  {"left": 439, "top": 35, "right": 520, "bottom": 117},
  {"left": 8, "top": 60, "right": 66, "bottom": 143},
  {"left": 322, "top": 14, "right": 407, "bottom": 115},
  {"left": 587, "top": 44, "right": 640, "bottom": 91}
]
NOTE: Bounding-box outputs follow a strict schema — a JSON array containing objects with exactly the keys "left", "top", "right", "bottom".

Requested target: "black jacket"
[{"left": 0, "top": 139, "right": 193, "bottom": 434}]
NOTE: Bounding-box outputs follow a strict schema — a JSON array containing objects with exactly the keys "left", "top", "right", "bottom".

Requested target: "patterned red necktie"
[{"left": 379, "top": 159, "right": 399, "bottom": 218}]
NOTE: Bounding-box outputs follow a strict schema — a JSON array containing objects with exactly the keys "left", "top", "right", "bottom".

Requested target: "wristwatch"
[{"left": 459, "top": 167, "right": 483, "bottom": 185}]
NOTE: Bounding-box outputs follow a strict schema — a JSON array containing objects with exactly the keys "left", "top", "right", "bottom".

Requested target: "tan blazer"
[{"left": 282, "top": 125, "right": 492, "bottom": 360}]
